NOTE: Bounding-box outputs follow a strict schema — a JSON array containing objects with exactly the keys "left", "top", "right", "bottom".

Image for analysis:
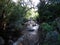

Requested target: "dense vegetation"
[
  {"left": 37, "top": 0, "right": 60, "bottom": 45},
  {"left": 0, "top": 0, "right": 60, "bottom": 45}
]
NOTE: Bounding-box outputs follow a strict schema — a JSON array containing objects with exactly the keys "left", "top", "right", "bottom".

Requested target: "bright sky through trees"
[
  {"left": 12, "top": 0, "right": 18, "bottom": 3},
  {"left": 24, "top": 0, "right": 40, "bottom": 6},
  {"left": 12, "top": 0, "right": 39, "bottom": 18},
  {"left": 12, "top": 0, "right": 40, "bottom": 7}
]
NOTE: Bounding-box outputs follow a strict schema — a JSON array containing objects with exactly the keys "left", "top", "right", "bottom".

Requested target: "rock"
[{"left": 44, "top": 30, "right": 59, "bottom": 45}]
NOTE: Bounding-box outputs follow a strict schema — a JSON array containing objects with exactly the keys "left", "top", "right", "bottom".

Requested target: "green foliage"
[
  {"left": 25, "top": 8, "right": 39, "bottom": 20},
  {"left": 58, "top": 34, "right": 60, "bottom": 41},
  {"left": 5, "top": 2, "right": 26, "bottom": 22},
  {"left": 38, "top": 0, "right": 60, "bottom": 22},
  {"left": 0, "top": 0, "right": 28, "bottom": 31},
  {"left": 38, "top": 1, "right": 60, "bottom": 45},
  {"left": 41, "top": 23, "right": 53, "bottom": 32}
]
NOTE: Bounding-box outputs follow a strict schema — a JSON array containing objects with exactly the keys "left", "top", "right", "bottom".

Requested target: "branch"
[{"left": 25, "top": 7, "right": 35, "bottom": 13}]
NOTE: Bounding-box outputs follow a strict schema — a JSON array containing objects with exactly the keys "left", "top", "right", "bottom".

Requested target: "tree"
[
  {"left": 37, "top": 0, "right": 60, "bottom": 23},
  {"left": 0, "top": 0, "right": 28, "bottom": 43},
  {"left": 37, "top": 0, "right": 60, "bottom": 45}
]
